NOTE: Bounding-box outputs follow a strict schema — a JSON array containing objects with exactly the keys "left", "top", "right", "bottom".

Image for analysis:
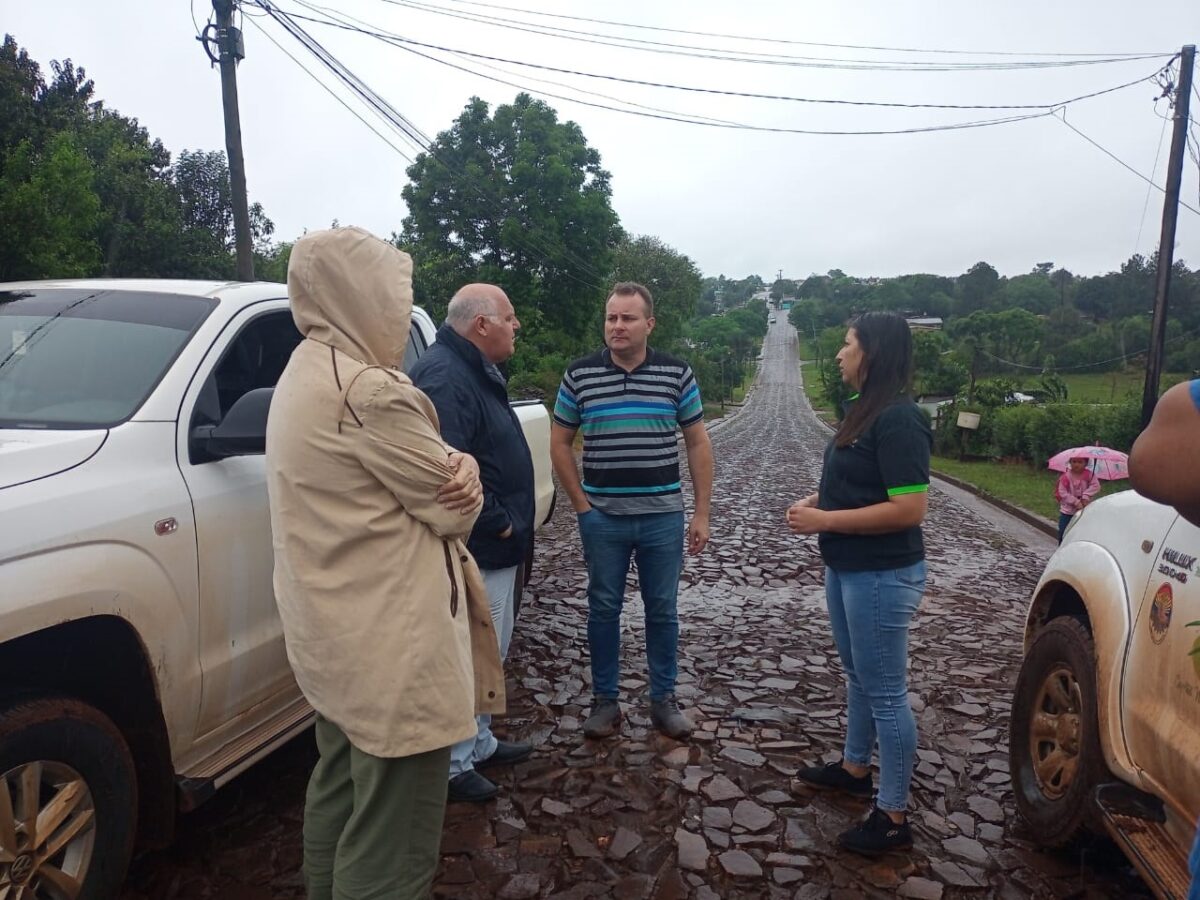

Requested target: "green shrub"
[
  {"left": 1022, "top": 401, "right": 1136, "bottom": 464},
  {"left": 991, "top": 404, "right": 1038, "bottom": 458},
  {"left": 934, "top": 399, "right": 1140, "bottom": 464}
]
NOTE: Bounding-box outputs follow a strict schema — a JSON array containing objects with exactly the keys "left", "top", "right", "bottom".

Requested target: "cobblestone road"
[{"left": 120, "top": 321, "right": 1152, "bottom": 899}]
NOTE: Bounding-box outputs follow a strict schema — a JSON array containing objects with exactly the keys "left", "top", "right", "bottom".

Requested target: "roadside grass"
[
  {"left": 797, "top": 359, "right": 837, "bottom": 426},
  {"left": 731, "top": 370, "right": 755, "bottom": 404},
  {"left": 706, "top": 370, "right": 759, "bottom": 418},
  {"left": 930, "top": 456, "right": 1129, "bottom": 520},
  {"left": 1024, "top": 371, "right": 1188, "bottom": 403}
]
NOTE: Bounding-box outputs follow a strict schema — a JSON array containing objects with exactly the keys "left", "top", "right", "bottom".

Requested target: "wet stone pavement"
[{"left": 120, "top": 322, "right": 1154, "bottom": 899}]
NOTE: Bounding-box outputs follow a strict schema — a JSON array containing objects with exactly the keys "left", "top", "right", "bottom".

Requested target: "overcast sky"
[{"left": 7, "top": 1, "right": 1199, "bottom": 282}]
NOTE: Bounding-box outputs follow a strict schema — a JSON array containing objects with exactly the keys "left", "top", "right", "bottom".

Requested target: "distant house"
[{"left": 906, "top": 316, "right": 944, "bottom": 331}]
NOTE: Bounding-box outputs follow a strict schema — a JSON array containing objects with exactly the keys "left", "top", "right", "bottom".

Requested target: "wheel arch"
[
  {"left": 1023, "top": 542, "right": 1136, "bottom": 780},
  {"left": 0, "top": 616, "right": 177, "bottom": 850}
]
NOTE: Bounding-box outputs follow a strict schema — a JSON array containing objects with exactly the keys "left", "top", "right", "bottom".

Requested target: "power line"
[
  {"left": 436, "top": 0, "right": 1169, "bottom": 60},
  {"left": 440, "top": 47, "right": 748, "bottom": 128},
  {"left": 301, "top": 15, "right": 1053, "bottom": 135},
  {"left": 1134, "top": 105, "right": 1172, "bottom": 254},
  {"left": 254, "top": 1, "right": 614, "bottom": 292},
  {"left": 243, "top": 15, "right": 417, "bottom": 163},
  {"left": 296, "top": 0, "right": 748, "bottom": 127},
  {"left": 346, "top": 0, "right": 1171, "bottom": 72},
  {"left": 1052, "top": 109, "right": 1200, "bottom": 217},
  {"left": 290, "top": 4, "right": 1173, "bottom": 114},
  {"left": 276, "top": 8, "right": 1154, "bottom": 137}
]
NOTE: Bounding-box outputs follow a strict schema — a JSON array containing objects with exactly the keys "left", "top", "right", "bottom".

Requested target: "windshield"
[{"left": 0, "top": 288, "right": 217, "bottom": 429}]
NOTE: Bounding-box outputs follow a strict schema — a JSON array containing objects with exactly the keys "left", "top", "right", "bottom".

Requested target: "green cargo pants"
[{"left": 303, "top": 715, "right": 450, "bottom": 900}]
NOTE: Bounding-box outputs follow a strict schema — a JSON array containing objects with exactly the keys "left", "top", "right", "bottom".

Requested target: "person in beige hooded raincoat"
[{"left": 266, "top": 226, "right": 505, "bottom": 900}]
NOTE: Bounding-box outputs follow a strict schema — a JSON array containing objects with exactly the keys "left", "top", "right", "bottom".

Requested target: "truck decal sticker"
[{"left": 1149, "top": 583, "right": 1173, "bottom": 645}]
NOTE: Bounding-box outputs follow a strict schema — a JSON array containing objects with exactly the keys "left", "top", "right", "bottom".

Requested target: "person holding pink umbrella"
[{"left": 1053, "top": 455, "right": 1100, "bottom": 542}]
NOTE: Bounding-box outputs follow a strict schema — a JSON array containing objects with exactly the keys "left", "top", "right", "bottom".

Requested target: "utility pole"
[
  {"left": 1141, "top": 44, "right": 1194, "bottom": 428},
  {"left": 213, "top": 0, "right": 255, "bottom": 281}
]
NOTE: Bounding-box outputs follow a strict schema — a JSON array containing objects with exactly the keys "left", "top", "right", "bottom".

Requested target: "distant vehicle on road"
[
  {"left": 1008, "top": 491, "right": 1198, "bottom": 899},
  {"left": 768, "top": 315, "right": 777, "bottom": 324},
  {"left": 0, "top": 279, "right": 555, "bottom": 898}
]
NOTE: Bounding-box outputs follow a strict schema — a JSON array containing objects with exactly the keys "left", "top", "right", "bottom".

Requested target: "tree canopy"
[
  {"left": 399, "top": 94, "right": 622, "bottom": 362},
  {"left": 0, "top": 34, "right": 283, "bottom": 282}
]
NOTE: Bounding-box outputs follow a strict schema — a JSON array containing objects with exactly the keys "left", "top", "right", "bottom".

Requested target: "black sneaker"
[
  {"left": 476, "top": 739, "right": 533, "bottom": 771},
  {"left": 447, "top": 770, "right": 499, "bottom": 803},
  {"left": 837, "top": 806, "right": 913, "bottom": 856},
  {"left": 795, "top": 760, "right": 874, "bottom": 799}
]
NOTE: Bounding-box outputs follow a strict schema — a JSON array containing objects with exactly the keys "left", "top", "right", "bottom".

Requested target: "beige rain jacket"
[{"left": 266, "top": 226, "right": 504, "bottom": 759}]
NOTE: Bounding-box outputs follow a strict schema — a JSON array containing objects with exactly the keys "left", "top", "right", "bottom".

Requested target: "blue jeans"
[
  {"left": 578, "top": 508, "right": 685, "bottom": 701},
  {"left": 448, "top": 565, "right": 518, "bottom": 778},
  {"left": 825, "top": 561, "right": 926, "bottom": 813},
  {"left": 1057, "top": 512, "right": 1074, "bottom": 544}
]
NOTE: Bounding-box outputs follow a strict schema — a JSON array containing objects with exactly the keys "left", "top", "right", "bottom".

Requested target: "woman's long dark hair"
[{"left": 835, "top": 311, "right": 914, "bottom": 447}]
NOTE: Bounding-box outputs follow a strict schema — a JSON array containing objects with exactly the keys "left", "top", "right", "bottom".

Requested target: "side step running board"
[
  {"left": 1093, "top": 783, "right": 1192, "bottom": 900},
  {"left": 177, "top": 699, "right": 315, "bottom": 812}
]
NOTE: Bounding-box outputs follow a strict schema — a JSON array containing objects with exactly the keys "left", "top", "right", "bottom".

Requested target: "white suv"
[
  {"left": 0, "top": 280, "right": 554, "bottom": 899},
  {"left": 1009, "top": 490, "right": 1199, "bottom": 899}
]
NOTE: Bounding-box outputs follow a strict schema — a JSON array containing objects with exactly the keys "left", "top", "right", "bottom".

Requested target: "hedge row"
[{"left": 932, "top": 400, "right": 1140, "bottom": 464}]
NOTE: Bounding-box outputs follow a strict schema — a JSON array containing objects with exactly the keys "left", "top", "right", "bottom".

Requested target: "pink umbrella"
[{"left": 1047, "top": 445, "right": 1129, "bottom": 481}]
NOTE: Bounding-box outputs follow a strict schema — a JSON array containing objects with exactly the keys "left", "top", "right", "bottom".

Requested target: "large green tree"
[
  {"left": 0, "top": 35, "right": 279, "bottom": 281},
  {"left": 0, "top": 132, "right": 100, "bottom": 279},
  {"left": 399, "top": 93, "right": 622, "bottom": 362},
  {"left": 956, "top": 261, "right": 1000, "bottom": 315},
  {"left": 173, "top": 149, "right": 274, "bottom": 278}
]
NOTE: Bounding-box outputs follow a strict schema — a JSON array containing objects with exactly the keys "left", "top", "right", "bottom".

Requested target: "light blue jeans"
[
  {"left": 825, "top": 560, "right": 926, "bottom": 813},
  {"left": 448, "top": 565, "right": 518, "bottom": 778},
  {"left": 578, "top": 508, "right": 685, "bottom": 700}
]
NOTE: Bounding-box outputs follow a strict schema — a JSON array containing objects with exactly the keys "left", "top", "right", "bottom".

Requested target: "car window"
[
  {"left": 0, "top": 289, "right": 216, "bottom": 429},
  {"left": 189, "top": 311, "right": 302, "bottom": 459}
]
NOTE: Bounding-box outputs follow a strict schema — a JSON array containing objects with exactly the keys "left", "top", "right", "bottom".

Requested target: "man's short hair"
[
  {"left": 609, "top": 282, "right": 654, "bottom": 318},
  {"left": 446, "top": 289, "right": 499, "bottom": 329}
]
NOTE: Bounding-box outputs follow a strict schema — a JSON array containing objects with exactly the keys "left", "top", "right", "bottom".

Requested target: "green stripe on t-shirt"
[{"left": 887, "top": 484, "right": 929, "bottom": 497}]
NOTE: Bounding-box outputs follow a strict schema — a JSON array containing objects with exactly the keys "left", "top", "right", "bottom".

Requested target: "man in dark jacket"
[{"left": 411, "top": 283, "right": 535, "bottom": 803}]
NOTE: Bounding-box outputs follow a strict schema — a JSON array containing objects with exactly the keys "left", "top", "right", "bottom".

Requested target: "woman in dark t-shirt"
[{"left": 786, "top": 311, "right": 932, "bottom": 856}]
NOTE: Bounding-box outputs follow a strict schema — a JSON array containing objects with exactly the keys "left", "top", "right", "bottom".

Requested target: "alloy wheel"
[
  {"left": 1028, "top": 665, "right": 1084, "bottom": 801},
  {"left": 0, "top": 761, "right": 95, "bottom": 900}
]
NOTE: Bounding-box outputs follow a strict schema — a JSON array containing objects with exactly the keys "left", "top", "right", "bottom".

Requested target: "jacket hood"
[{"left": 287, "top": 226, "right": 413, "bottom": 367}]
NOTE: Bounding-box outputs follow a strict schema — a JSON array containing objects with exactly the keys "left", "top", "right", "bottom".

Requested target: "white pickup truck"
[
  {"left": 1008, "top": 491, "right": 1199, "bottom": 899},
  {"left": 0, "top": 279, "right": 554, "bottom": 899}
]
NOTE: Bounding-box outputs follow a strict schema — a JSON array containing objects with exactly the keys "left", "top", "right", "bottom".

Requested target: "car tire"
[
  {"left": 0, "top": 697, "right": 137, "bottom": 900},
  {"left": 1009, "top": 616, "right": 1106, "bottom": 847}
]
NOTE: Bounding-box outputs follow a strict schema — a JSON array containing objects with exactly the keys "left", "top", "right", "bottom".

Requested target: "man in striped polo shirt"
[{"left": 550, "top": 282, "right": 714, "bottom": 741}]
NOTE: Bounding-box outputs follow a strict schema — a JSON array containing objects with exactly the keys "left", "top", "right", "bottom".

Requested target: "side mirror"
[{"left": 191, "top": 387, "right": 274, "bottom": 459}]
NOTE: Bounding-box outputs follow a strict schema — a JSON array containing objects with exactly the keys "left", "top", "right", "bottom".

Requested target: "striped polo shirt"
[{"left": 553, "top": 347, "right": 704, "bottom": 514}]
